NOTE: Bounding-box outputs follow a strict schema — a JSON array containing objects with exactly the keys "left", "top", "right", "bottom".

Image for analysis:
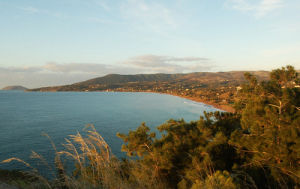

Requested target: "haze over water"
[{"left": 0, "top": 91, "right": 218, "bottom": 176}]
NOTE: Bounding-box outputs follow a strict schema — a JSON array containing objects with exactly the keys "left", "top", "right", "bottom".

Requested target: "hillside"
[
  {"left": 30, "top": 71, "right": 269, "bottom": 91},
  {"left": 2, "top": 86, "right": 28, "bottom": 91},
  {"left": 29, "top": 71, "right": 270, "bottom": 112},
  {"left": 78, "top": 73, "right": 182, "bottom": 85}
]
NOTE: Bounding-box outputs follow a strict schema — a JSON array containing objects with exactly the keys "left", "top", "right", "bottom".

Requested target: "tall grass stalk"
[{"left": 1, "top": 125, "right": 131, "bottom": 188}]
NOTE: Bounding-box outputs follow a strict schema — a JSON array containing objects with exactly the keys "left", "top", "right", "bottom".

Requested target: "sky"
[{"left": 0, "top": 0, "right": 300, "bottom": 88}]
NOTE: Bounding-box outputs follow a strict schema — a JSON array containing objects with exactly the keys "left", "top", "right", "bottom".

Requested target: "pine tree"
[{"left": 231, "top": 65, "right": 300, "bottom": 188}]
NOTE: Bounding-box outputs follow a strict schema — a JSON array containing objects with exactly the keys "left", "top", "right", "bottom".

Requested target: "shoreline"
[
  {"left": 161, "top": 93, "right": 234, "bottom": 113},
  {"left": 132, "top": 91, "right": 235, "bottom": 113},
  {"left": 27, "top": 89, "right": 235, "bottom": 113}
]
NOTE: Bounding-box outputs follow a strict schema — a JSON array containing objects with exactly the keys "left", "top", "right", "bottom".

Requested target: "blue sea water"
[{"left": 0, "top": 91, "right": 218, "bottom": 176}]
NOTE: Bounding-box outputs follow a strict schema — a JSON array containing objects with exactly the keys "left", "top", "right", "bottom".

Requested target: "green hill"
[
  {"left": 29, "top": 71, "right": 269, "bottom": 92},
  {"left": 78, "top": 73, "right": 182, "bottom": 85}
]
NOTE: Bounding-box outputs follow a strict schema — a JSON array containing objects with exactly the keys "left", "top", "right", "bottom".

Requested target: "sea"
[{"left": 0, "top": 91, "right": 219, "bottom": 177}]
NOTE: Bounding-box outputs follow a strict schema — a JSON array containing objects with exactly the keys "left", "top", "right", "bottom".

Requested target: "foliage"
[
  {"left": 230, "top": 65, "right": 300, "bottom": 188},
  {"left": 189, "top": 170, "right": 237, "bottom": 189}
]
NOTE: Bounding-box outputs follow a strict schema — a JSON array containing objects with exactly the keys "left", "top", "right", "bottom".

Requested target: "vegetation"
[{"left": 2, "top": 66, "right": 300, "bottom": 188}]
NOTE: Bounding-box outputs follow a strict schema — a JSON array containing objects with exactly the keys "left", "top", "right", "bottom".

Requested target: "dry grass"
[
  {"left": 1, "top": 125, "right": 168, "bottom": 189},
  {"left": 56, "top": 124, "right": 129, "bottom": 188},
  {"left": 2, "top": 125, "right": 123, "bottom": 188}
]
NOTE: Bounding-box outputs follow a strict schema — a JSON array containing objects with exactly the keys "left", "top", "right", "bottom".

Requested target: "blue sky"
[{"left": 0, "top": 0, "right": 299, "bottom": 88}]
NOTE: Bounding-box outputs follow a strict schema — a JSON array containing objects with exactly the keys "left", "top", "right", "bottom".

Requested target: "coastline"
[
  {"left": 27, "top": 89, "right": 235, "bottom": 113},
  {"left": 165, "top": 94, "right": 234, "bottom": 113},
  {"left": 135, "top": 91, "right": 235, "bottom": 113}
]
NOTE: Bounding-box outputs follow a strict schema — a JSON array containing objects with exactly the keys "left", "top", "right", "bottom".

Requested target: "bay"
[{"left": 0, "top": 91, "right": 218, "bottom": 176}]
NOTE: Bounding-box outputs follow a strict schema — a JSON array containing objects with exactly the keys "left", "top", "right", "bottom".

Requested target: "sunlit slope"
[{"left": 29, "top": 71, "right": 270, "bottom": 92}]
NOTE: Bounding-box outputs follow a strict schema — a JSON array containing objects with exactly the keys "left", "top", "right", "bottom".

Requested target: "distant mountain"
[
  {"left": 2, "top": 86, "right": 28, "bottom": 91},
  {"left": 76, "top": 71, "right": 270, "bottom": 85},
  {"left": 77, "top": 73, "right": 182, "bottom": 85},
  {"left": 30, "top": 71, "right": 270, "bottom": 92}
]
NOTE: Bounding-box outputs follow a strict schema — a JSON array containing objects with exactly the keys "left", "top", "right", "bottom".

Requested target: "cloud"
[
  {"left": 43, "top": 62, "right": 111, "bottom": 74},
  {"left": 120, "top": 0, "right": 177, "bottom": 34},
  {"left": 19, "top": 6, "right": 40, "bottom": 14},
  {"left": 94, "top": 0, "right": 111, "bottom": 11},
  {"left": 0, "top": 63, "right": 115, "bottom": 88},
  {"left": 124, "top": 55, "right": 213, "bottom": 73},
  {"left": 86, "top": 17, "right": 114, "bottom": 24},
  {"left": 0, "top": 55, "right": 215, "bottom": 88},
  {"left": 226, "top": 0, "right": 283, "bottom": 18},
  {"left": 42, "top": 62, "right": 148, "bottom": 75},
  {"left": 0, "top": 66, "right": 43, "bottom": 73},
  {"left": 0, "top": 71, "right": 94, "bottom": 89},
  {"left": 0, "top": 56, "right": 214, "bottom": 75},
  {"left": 18, "top": 6, "right": 67, "bottom": 19}
]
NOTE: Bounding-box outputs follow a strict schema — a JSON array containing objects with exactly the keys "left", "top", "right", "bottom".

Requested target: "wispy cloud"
[
  {"left": 86, "top": 17, "right": 114, "bottom": 24},
  {"left": 0, "top": 66, "right": 43, "bottom": 73},
  {"left": 18, "top": 6, "right": 67, "bottom": 18},
  {"left": 0, "top": 55, "right": 213, "bottom": 74},
  {"left": 120, "top": 0, "right": 177, "bottom": 34},
  {"left": 94, "top": 0, "right": 111, "bottom": 11},
  {"left": 0, "top": 63, "right": 129, "bottom": 88},
  {"left": 19, "top": 6, "right": 40, "bottom": 14},
  {"left": 226, "top": 0, "right": 283, "bottom": 18},
  {"left": 0, "top": 63, "right": 101, "bottom": 74},
  {"left": 124, "top": 55, "right": 213, "bottom": 73}
]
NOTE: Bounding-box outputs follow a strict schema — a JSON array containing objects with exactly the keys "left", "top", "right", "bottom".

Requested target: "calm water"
[{"left": 0, "top": 91, "right": 218, "bottom": 176}]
